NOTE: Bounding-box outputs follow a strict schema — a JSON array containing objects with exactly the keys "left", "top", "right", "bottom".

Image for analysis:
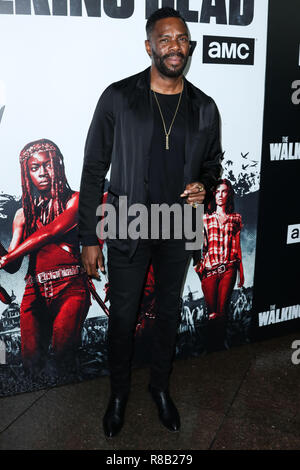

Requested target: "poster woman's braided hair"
[{"left": 19, "top": 138, "right": 72, "bottom": 237}]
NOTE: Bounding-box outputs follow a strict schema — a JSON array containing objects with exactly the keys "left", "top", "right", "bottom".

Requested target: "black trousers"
[{"left": 107, "top": 238, "right": 191, "bottom": 394}]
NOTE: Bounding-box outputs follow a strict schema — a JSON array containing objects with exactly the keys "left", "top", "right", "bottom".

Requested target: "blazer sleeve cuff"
[{"left": 79, "top": 234, "right": 100, "bottom": 246}]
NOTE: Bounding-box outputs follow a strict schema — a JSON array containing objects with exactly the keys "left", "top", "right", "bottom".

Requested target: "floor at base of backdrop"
[{"left": 1, "top": 331, "right": 300, "bottom": 450}]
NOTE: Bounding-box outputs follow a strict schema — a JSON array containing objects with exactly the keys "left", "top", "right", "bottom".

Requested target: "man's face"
[
  {"left": 146, "top": 17, "right": 190, "bottom": 78},
  {"left": 28, "top": 151, "right": 53, "bottom": 193}
]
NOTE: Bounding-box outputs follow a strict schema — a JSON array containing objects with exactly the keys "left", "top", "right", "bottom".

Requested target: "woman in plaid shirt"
[{"left": 195, "top": 178, "right": 244, "bottom": 321}]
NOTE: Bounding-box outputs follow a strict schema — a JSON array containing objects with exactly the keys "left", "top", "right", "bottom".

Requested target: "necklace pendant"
[{"left": 166, "top": 135, "right": 169, "bottom": 150}]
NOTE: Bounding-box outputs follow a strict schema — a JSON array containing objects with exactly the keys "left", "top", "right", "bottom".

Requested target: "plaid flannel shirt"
[{"left": 196, "top": 212, "right": 242, "bottom": 275}]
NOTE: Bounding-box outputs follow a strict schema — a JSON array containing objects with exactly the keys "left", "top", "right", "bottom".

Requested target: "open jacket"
[{"left": 79, "top": 67, "right": 223, "bottom": 257}]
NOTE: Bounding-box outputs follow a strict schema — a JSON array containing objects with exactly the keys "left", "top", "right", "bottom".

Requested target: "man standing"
[{"left": 79, "top": 7, "right": 222, "bottom": 437}]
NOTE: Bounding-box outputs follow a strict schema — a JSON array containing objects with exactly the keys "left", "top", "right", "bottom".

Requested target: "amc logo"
[
  {"left": 203, "top": 35, "right": 255, "bottom": 65},
  {"left": 287, "top": 224, "right": 300, "bottom": 245}
]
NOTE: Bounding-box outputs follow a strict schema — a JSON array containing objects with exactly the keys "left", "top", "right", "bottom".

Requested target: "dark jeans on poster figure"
[{"left": 107, "top": 238, "right": 191, "bottom": 395}]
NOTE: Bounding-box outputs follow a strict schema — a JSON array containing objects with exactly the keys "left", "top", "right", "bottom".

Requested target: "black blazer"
[{"left": 79, "top": 67, "right": 223, "bottom": 256}]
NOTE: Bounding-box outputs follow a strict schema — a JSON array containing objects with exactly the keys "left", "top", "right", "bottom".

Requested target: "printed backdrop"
[
  {"left": 253, "top": 0, "right": 300, "bottom": 338},
  {"left": 0, "top": 0, "right": 269, "bottom": 396}
]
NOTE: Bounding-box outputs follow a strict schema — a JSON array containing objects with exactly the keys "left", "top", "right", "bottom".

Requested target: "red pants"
[
  {"left": 20, "top": 274, "right": 90, "bottom": 369},
  {"left": 200, "top": 265, "right": 237, "bottom": 318}
]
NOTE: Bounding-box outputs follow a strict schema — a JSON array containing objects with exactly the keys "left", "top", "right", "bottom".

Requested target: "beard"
[{"left": 152, "top": 50, "right": 188, "bottom": 78}]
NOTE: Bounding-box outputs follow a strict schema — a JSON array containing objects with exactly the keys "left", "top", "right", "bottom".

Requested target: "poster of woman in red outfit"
[
  {"left": 0, "top": 139, "right": 91, "bottom": 374},
  {"left": 195, "top": 178, "right": 244, "bottom": 347}
]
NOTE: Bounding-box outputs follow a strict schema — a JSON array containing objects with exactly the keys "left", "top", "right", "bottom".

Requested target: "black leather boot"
[
  {"left": 103, "top": 392, "right": 128, "bottom": 438},
  {"left": 148, "top": 384, "right": 180, "bottom": 432}
]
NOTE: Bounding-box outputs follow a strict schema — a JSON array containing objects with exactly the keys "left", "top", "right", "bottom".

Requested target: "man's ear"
[{"left": 145, "top": 39, "right": 152, "bottom": 57}]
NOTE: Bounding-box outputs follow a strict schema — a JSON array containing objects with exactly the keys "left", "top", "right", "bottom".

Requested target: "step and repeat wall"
[
  {"left": 253, "top": 1, "right": 300, "bottom": 339},
  {"left": 0, "top": 0, "right": 297, "bottom": 396}
]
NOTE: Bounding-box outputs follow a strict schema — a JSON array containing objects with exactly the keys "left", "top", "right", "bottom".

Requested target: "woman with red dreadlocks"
[{"left": 0, "top": 139, "right": 91, "bottom": 372}]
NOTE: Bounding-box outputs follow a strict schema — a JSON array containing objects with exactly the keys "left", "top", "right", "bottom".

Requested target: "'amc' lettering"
[
  {"left": 291, "top": 80, "right": 300, "bottom": 105},
  {"left": 208, "top": 41, "right": 250, "bottom": 60},
  {"left": 203, "top": 35, "right": 255, "bottom": 65},
  {"left": 287, "top": 224, "right": 300, "bottom": 245},
  {"left": 0, "top": 0, "right": 255, "bottom": 24}
]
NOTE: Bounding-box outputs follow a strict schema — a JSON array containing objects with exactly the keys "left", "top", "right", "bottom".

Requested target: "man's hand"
[
  {"left": 81, "top": 245, "right": 105, "bottom": 281},
  {"left": 180, "top": 182, "right": 206, "bottom": 206}
]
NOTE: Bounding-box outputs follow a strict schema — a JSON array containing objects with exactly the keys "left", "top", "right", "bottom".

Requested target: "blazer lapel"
[
  {"left": 184, "top": 78, "right": 200, "bottom": 186},
  {"left": 135, "top": 67, "right": 154, "bottom": 182}
]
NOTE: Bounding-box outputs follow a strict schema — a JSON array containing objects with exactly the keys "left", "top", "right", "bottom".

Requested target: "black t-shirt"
[
  {"left": 147, "top": 90, "right": 186, "bottom": 238},
  {"left": 149, "top": 90, "right": 186, "bottom": 204}
]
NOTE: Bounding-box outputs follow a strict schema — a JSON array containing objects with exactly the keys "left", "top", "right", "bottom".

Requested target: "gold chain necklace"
[{"left": 152, "top": 85, "right": 183, "bottom": 150}]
